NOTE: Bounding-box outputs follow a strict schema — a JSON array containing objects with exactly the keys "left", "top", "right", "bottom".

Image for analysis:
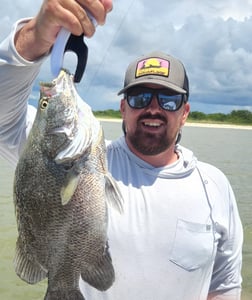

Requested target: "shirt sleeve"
[
  {"left": 208, "top": 178, "right": 243, "bottom": 299},
  {"left": 0, "top": 19, "right": 47, "bottom": 166}
]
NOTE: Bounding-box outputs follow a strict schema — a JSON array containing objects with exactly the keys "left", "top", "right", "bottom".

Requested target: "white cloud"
[{"left": 1, "top": 0, "right": 252, "bottom": 113}]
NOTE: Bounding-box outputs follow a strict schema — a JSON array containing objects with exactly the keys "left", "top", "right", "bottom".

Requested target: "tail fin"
[{"left": 44, "top": 289, "right": 85, "bottom": 300}]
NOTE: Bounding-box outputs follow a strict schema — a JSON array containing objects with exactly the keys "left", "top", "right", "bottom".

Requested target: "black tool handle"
[{"left": 65, "top": 34, "right": 88, "bottom": 83}]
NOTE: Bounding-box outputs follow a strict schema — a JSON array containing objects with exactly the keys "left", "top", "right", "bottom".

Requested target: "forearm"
[
  {"left": 14, "top": 17, "right": 53, "bottom": 61},
  {"left": 207, "top": 288, "right": 241, "bottom": 299}
]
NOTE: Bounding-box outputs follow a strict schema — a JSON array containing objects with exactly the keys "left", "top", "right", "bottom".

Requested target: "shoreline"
[{"left": 97, "top": 118, "right": 252, "bottom": 130}]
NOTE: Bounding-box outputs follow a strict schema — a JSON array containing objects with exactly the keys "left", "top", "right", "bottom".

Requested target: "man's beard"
[{"left": 126, "top": 114, "right": 175, "bottom": 156}]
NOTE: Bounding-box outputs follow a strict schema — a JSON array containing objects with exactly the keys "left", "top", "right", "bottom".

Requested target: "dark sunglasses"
[{"left": 126, "top": 86, "right": 187, "bottom": 111}]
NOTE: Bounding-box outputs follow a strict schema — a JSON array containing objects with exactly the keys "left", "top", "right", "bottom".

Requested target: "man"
[{"left": 0, "top": 0, "right": 243, "bottom": 299}]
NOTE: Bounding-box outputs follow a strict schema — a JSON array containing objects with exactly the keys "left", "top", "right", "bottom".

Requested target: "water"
[{"left": 0, "top": 121, "right": 251, "bottom": 299}]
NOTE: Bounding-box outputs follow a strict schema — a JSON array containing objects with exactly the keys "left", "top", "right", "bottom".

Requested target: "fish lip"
[{"left": 40, "top": 69, "right": 75, "bottom": 98}]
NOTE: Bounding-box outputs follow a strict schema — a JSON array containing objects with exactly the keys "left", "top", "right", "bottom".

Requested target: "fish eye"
[{"left": 40, "top": 97, "right": 49, "bottom": 109}]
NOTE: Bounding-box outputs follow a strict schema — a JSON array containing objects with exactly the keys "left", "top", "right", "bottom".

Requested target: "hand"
[
  {"left": 15, "top": 0, "right": 113, "bottom": 61},
  {"left": 36, "top": 0, "right": 113, "bottom": 39}
]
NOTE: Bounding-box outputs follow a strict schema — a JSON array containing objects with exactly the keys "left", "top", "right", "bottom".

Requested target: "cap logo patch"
[{"left": 135, "top": 57, "right": 169, "bottom": 78}]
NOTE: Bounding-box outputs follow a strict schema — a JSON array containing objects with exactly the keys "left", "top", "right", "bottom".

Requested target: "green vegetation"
[
  {"left": 94, "top": 109, "right": 122, "bottom": 119},
  {"left": 188, "top": 110, "right": 252, "bottom": 125},
  {"left": 94, "top": 109, "right": 252, "bottom": 125}
]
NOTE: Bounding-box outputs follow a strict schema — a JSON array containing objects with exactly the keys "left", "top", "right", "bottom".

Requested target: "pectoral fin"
[
  {"left": 104, "top": 173, "right": 124, "bottom": 213},
  {"left": 60, "top": 174, "right": 80, "bottom": 205}
]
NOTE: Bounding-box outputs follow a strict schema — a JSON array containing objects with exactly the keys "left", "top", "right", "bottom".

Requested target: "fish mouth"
[
  {"left": 54, "top": 69, "right": 74, "bottom": 92},
  {"left": 40, "top": 69, "right": 75, "bottom": 97}
]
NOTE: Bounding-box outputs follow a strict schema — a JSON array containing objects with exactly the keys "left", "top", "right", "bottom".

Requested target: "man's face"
[{"left": 120, "top": 84, "right": 190, "bottom": 157}]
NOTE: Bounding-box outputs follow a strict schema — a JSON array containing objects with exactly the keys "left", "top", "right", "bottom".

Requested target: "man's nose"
[{"left": 147, "top": 96, "right": 161, "bottom": 111}]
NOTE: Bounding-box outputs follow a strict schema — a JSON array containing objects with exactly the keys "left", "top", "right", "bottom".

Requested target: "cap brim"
[{"left": 117, "top": 78, "right": 187, "bottom": 95}]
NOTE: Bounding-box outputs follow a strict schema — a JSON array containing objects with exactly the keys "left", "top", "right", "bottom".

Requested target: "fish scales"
[{"left": 13, "top": 69, "right": 123, "bottom": 300}]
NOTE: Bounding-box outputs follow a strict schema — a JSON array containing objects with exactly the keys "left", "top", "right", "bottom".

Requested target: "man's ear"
[
  {"left": 120, "top": 99, "right": 126, "bottom": 117},
  {"left": 182, "top": 102, "right": 190, "bottom": 125}
]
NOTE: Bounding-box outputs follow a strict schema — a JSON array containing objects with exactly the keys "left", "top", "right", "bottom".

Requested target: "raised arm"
[
  {"left": 15, "top": 0, "right": 112, "bottom": 61},
  {"left": 0, "top": 0, "right": 112, "bottom": 166}
]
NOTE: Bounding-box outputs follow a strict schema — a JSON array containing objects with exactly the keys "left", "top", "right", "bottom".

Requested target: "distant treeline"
[
  {"left": 94, "top": 109, "right": 122, "bottom": 119},
  {"left": 188, "top": 110, "right": 252, "bottom": 125},
  {"left": 93, "top": 109, "right": 252, "bottom": 125}
]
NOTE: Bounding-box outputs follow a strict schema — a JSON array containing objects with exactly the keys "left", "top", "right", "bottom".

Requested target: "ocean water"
[{"left": 0, "top": 121, "right": 251, "bottom": 299}]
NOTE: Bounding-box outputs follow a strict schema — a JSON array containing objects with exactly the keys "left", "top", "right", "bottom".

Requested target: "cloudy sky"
[{"left": 1, "top": 0, "right": 252, "bottom": 113}]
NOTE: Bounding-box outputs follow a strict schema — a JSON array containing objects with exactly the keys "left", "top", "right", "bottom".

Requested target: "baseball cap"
[{"left": 118, "top": 51, "right": 189, "bottom": 97}]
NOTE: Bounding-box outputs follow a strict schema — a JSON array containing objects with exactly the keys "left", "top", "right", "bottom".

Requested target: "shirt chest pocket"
[{"left": 169, "top": 219, "right": 215, "bottom": 271}]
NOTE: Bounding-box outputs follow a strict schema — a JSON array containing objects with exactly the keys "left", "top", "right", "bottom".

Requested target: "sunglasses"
[{"left": 126, "top": 86, "right": 187, "bottom": 111}]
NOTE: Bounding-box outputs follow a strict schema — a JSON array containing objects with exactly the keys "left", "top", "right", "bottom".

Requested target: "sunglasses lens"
[
  {"left": 158, "top": 93, "right": 184, "bottom": 111},
  {"left": 126, "top": 87, "right": 184, "bottom": 111},
  {"left": 127, "top": 92, "right": 152, "bottom": 109}
]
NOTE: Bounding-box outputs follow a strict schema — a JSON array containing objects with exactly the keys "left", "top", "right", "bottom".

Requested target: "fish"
[{"left": 13, "top": 69, "right": 123, "bottom": 300}]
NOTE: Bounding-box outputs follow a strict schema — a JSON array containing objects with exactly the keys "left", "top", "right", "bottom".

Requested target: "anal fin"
[{"left": 81, "top": 243, "right": 115, "bottom": 291}]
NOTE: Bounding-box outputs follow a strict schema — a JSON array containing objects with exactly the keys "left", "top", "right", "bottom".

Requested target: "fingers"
[
  {"left": 66, "top": 0, "right": 113, "bottom": 36},
  {"left": 39, "top": 0, "right": 113, "bottom": 38},
  {"left": 100, "top": 0, "right": 113, "bottom": 13},
  {"left": 77, "top": 0, "right": 113, "bottom": 24},
  {"left": 54, "top": 1, "right": 97, "bottom": 37}
]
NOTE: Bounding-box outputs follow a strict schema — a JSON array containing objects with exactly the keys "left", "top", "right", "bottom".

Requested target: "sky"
[{"left": 1, "top": 0, "right": 252, "bottom": 113}]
